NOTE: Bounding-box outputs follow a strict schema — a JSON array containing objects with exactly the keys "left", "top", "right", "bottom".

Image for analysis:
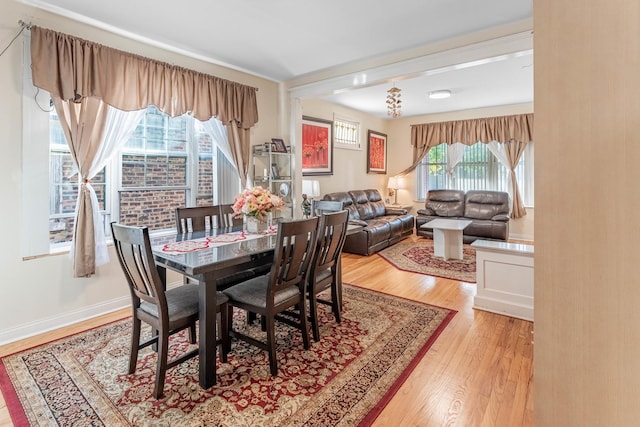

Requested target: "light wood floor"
[{"left": 0, "top": 235, "right": 534, "bottom": 427}]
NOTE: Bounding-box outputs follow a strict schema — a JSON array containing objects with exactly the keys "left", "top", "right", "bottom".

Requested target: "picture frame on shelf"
[
  {"left": 301, "top": 116, "right": 333, "bottom": 176},
  {"left": 367, "top": 130, "right": 387, "bottom": 174},
  {"left": 271, "top": 138, "right": 288, "bottom": 153}
]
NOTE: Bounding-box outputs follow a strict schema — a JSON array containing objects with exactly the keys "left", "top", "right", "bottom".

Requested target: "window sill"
[{"left": 24, "top": 228, "right": 177, "bottom": 261}]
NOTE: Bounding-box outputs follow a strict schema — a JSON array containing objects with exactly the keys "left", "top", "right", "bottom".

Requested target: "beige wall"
[
  {"left": 0, "top": 0, "right": 280, "bottom": 343},
  {"left": 534, "top": 1, "right": 640, "bottom": 425}
]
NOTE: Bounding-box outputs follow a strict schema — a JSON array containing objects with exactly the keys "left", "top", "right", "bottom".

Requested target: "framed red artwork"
[
  {"left": 301, "top": 116, "right": 333, "bottom": 176},
  {"left": 367, "top": 130, "right": 387, "bottom": 174}
]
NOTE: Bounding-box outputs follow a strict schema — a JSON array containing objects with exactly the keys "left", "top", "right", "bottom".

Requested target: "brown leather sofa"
[
  {"left": 415, "top": 190, "right": 510, "bottom": 243},
  {"left": 323, "top": 189, "right": 414, "bottom": 255}
]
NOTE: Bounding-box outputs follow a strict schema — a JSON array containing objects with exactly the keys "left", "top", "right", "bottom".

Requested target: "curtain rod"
[
  {"left": 0, "top": 20, "right": 30, "bottom": 58},
  {"left": 18, "top": 20, "right": 32, "bottom": 30}
]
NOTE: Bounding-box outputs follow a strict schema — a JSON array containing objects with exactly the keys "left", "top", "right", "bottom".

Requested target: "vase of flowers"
[{"left": 232, "top": 186, "right": 284, "bottom": 233}]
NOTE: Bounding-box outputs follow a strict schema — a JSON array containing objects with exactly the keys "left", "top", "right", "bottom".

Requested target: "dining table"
[
  {"left": 151, "top": 226, "right": 277, "bottom": 389},
  {"left": 150, "top": 221, "right": 363, "bottom": 390}
]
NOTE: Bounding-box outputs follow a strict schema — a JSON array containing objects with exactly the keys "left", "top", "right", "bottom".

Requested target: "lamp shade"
[
  {"left": 301, "top": 179, "right": 320, "bottom": 198},
  {"left": 388, "top": 177, "right": 398, "bottom": 189}
]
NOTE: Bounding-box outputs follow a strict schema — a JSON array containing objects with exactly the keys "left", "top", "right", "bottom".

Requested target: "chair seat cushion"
[
  {"left": 223, "top": 275, "right": 300, "bottom": 308},
  {"left": 141, "top": 285, "right": 228, "bottom": 319}
]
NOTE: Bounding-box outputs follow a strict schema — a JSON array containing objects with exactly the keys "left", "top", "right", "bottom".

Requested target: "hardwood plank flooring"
[{"left": 0, "top": 236, "right": 533, "bottom": 426}]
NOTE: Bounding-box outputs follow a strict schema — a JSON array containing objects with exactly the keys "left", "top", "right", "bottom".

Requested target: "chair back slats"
[
  {"left": 218, "top": 204, "right": 242, "bottom": 227},
  {"left": 314, "top": 210, "right": 349, "bottom": 272},
  {"left": 175, "top": 206, "right": 221, "bottom": 233},
  {"left": 270, "top": 217, "right": 318, "bottom": 295},
  {"left": 117, "top": 241, "right": 155, "bottom": 301},
  {"left": 111, "top": 222, "right": 167, "bottom": 312}
]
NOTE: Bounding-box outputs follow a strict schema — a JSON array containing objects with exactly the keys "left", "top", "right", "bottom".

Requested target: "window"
[
  {"left": 48, "top": 110, "right": 110, "bottom": 245},
  {"left": 416, "top": 142, "right": 534, "bottom": 206},
  {"left": 333, "top": 115, "right": 360, "bottom": 149},
  {"left": 47, "top": 106, "right": 241, "bottom": 246}
]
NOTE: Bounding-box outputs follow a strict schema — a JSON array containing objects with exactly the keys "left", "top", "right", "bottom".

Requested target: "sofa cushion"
[
  {"left": 377, "top": 215, "right": 403, "bottom": 236},
  {"left": 362, "top": 220, "right": 391, "bottom": 245},
  {"left": 349, "top": 190, "right": 376, "bottom": 220},
  {"left": 425, "top": 190, "right": 465, "bottom": 217},
  {"left": 463, "top": 191, "right": 510, "bottom": 220},
  {"left": 363, "top": 189, "right": 387, "bottom": 216},
  {"left": 463, "top": 219, "right": 509, "bottom": 241}
]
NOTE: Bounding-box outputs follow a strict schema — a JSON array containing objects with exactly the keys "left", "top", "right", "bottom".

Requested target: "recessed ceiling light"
[{"left": 428, "top": 90, "right": 452, "bottom": 99}]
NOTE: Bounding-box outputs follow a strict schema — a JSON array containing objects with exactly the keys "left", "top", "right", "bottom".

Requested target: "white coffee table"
[{"left": 421, "top": 218, "right": 472, "bottom": 260}]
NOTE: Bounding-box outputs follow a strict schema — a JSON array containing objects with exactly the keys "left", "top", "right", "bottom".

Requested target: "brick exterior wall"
[{"left": 119, "top": 189, "right": 186, "bottom": 230}]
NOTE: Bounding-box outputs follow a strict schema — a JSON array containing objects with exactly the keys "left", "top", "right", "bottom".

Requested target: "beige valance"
[
  {"left": 30, "top": 26, "right": 258, "bottom": 128},
  {"left": 411, "top": 113, "right": 533, "bottom": 149}
]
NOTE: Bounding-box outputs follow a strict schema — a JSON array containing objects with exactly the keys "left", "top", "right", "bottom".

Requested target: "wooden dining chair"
[
  {"left": 222, "top": 216, "right": 319, "bottom": 375},
  {"left": 311, "top": 199, "right": 343, "bottom": 217},
  {"left": 110, "top": 222, "right": 230, "bottom": 399},
  {"left": 218, "top": 204, "right": 243, "bottom": 228},
  {"left": 175, "top": 206, "right": 221, "bottom": 233},
  {"left": 307, "top": 210, "right": 349, "bottom": 341}
]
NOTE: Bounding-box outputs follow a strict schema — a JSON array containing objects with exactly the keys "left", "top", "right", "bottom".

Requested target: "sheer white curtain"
[
  {"left": 487, "top": 140, "right": 527, "bottom": 218},
  {"left": 201, "top": 117, "right": 244, "bottom": 198},
  {"left": 74, "top": 106, "right": 145, "bottom": 269},
  {"left": 486, "top": 140, "right": 512, "bottom": 195},
  {"left": 201, "top": 117, "right": 235, "bottom": 166},
  {"left": 446, "top": 143, "right": 466, "bottom": 187}
]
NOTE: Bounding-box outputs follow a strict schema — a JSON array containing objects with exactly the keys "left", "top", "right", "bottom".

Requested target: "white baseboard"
[
  {"left": 0, "top": 296, "right": 129, "bottom": 346},
  {"left": 0, "top": 281, "right": 183, "bottom": 346},
  {"left": 509, "top": 232, "right": 534, "bottom": 242}
]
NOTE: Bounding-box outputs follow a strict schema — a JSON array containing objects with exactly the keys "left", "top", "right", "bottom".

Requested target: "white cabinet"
[
  {"left": 252, "top": 143, "right": 293, "bottom": 219},
  {"left": 471, "top": 240, "right": 534, "bottom": 321}
]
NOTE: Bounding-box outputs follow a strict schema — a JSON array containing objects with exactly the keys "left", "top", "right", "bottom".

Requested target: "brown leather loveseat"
[
  {"left": 323, "top": 189, "right": 414, "bottom": 255},
  {"left": 415, "top": 190, "right": 510, "bottom": 243}
]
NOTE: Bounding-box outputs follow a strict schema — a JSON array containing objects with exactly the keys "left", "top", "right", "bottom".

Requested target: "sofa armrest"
[
  {"left": 417, "top": 208, "right": 435, "bottom": 216},
  {"left": 349, "top": 219, "right": 368, "bottom": 227},
  {"left": 385, "top": 207, "right": 407, "bottom": 215},
  {"left": 491, "top": 214, "right": 510, "bottom": 222}
]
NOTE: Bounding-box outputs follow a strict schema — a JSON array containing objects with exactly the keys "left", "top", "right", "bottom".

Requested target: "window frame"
[{"left": 332, "top": 114, "right": 361, "bottom": 150}]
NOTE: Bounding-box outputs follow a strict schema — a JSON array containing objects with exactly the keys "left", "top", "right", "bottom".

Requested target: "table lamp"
[{"left": 388, "top": 176, "right": 404, "bottom": 205}]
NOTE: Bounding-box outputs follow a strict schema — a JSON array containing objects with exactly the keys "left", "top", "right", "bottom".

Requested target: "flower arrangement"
[{"left": 231, "top": 186, "right": 284, "bottom": 219}]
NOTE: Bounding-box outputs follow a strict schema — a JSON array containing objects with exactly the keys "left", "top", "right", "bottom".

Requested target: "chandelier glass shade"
[{"left": 386, "top": 86, "right": 402, "bottom": 118}]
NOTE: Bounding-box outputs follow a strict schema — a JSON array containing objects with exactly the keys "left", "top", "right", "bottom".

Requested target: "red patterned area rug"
[
  {"left": 0, "top": 285, "right": 455, "bottom": 427},
  {"left": 379, "top": 240, "right": 476, "bottom": 283}
]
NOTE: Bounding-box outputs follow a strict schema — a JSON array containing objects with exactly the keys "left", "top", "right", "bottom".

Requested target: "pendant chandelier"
[{"left": 386, "top": 85, "right": 402, "bottom": 118}]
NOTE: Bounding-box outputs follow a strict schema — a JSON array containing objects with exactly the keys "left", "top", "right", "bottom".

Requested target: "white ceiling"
[{"left": 21, "top": 0, "right": 534, "bottom": 118}]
